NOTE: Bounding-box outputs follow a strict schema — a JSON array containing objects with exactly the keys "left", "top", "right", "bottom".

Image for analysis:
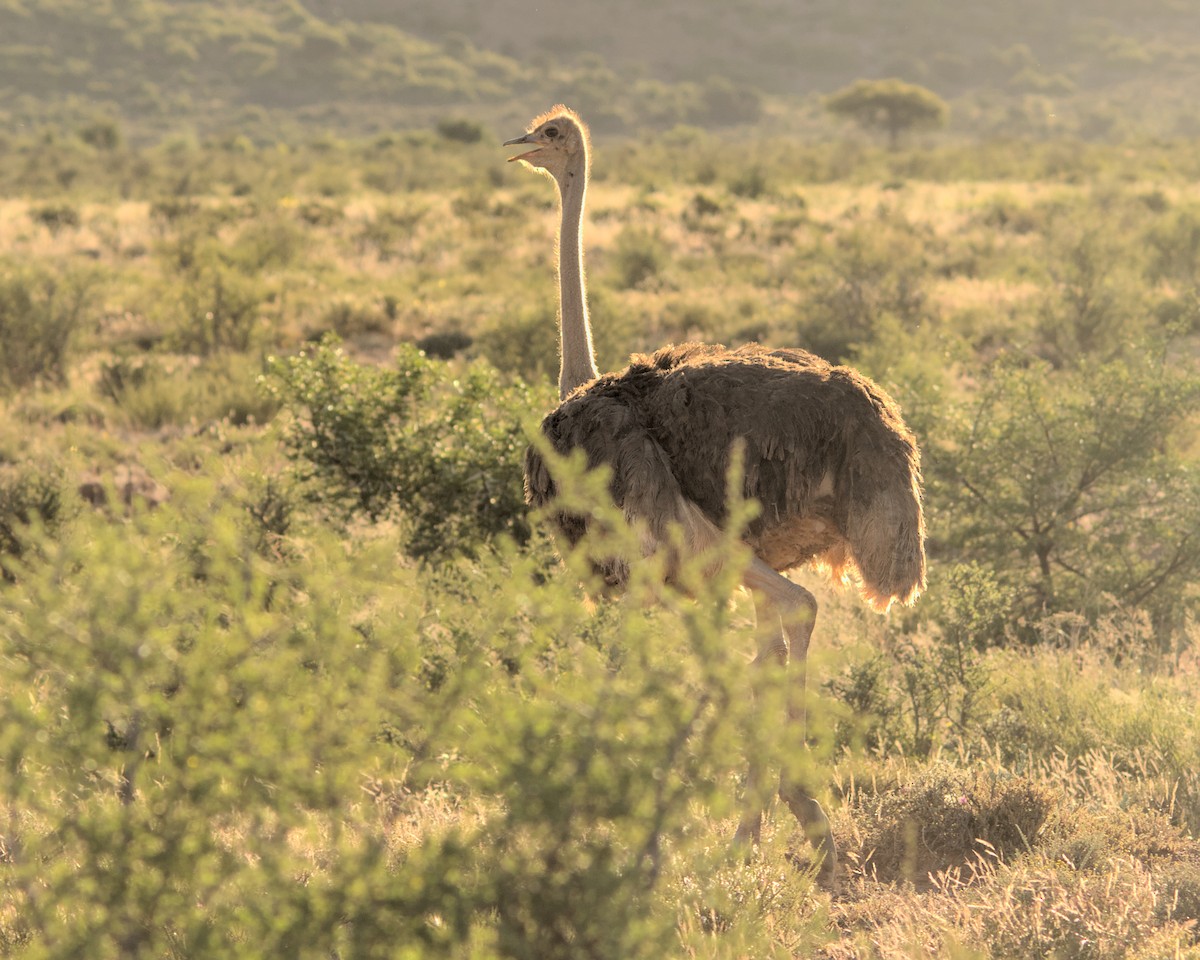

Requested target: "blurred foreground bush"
[{"left": 0, "top": 462, "right": 826, "bottom": 958}]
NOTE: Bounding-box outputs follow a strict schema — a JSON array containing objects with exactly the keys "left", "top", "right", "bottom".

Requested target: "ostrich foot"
[{"left": 779, "top": 779, "right": 837, "bottom": 887}]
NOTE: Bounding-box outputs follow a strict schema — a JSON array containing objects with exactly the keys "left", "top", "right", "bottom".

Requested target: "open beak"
[{"left": 503, "top": 132, "right": 545, "bottom": 163}]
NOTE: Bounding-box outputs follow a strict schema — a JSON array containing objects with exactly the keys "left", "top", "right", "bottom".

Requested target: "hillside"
[{"left": 2, "top": 0, "right": 1199, "bottom": 141}]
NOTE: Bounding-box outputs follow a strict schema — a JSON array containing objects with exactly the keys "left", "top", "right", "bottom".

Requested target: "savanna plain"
[{"left": 2, "top": 128, "right": 1200, "bottom": 959}]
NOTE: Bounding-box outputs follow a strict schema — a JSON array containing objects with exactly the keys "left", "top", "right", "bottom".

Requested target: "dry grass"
[
  {"left": 817, "top": 756, "right": 1200, "bottom": 957},
  {"left": 3, "top": 159, "right": 1199, "bottom": 957},
  {"left": 2, "top": 174, "right": 1191, "bottom": 376}
]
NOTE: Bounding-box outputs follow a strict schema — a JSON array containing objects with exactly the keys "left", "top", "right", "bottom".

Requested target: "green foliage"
[
  {"left": 99, "top": 354, "right": 279, "bottom": 430},
  {"left": 313, "top": 296, "right": 391, "bottom": 340},
  {"left": 473, "top": 305, "right": 561, "bottom": 383},
  {"left": 0, "top": 494, "right": 432, "bottom": 956},
  {"left": 2, "top": 105, "right": 1200, "bottom": 957},
  {"left": 936, "top": 562, "right": 1012, "bottom": 652},
  {"left": 78, "top": 118, "right": 123, "bottom": 151},
  {"left": 1145, "top": 203, "right": 1200, "bottom": 289},
  {"left": 1033, "top": 223, "right": 1145, "bottom": 367},
  {"left": 162, "top": 253, "right": 267, "bottom": 356},
  {"left": 728, "top": 165, "right": 770, "bottom": 199},
  {"left": 268, "top": 340, "right": 543, "bottom": 561},
  {"left": 828, "top": 584, "right": 994, "bottom": 758},
  {"left": 0, "top": 468, "right": 817, "bottom": 958},
  {"left": 612, "top": 227, "right": 669, "bottom": 290},
  {"left": 0, "top": 462, "right": 66, "bottom": 578},
  {"left": 416, "top": 328, "right": 474, "bottom": 360},
  {"left": 796, "top": 210, "right": 930, "bottom": 360},
  {"left": 0, "top": 263, "right": 94, "bottom": 393},
  {"left": 29, "top": 202, "right": 81, "bottom": 233},
  {"left": 928, "top": 352, "right": 1200, "bottom": 636},
  {"left": 436, "top": 118, "right": 485, "bottom": 144},
  {"left": 826, "top": 77, "right": 950, "bottom": 148},
  {"left": 225, "top": 214, "right": 305, "bottom": 274}
]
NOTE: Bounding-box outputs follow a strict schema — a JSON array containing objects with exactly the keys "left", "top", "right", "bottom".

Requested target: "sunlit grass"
[{"left": 0, "top": 135, "right": 1198, "bottom": 957}]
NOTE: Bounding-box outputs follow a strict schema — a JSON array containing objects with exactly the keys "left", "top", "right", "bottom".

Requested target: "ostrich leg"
[
  {"left": 734, "top": 558, "right": 836, "bottom": 884},
  {"left": 732, "top": 597, "right": 787, "bottom": 848}
]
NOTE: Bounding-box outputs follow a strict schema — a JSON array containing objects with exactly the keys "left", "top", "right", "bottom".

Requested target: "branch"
[{"left": 1126, "top": 533, "right": 1197, "bottom": 609}]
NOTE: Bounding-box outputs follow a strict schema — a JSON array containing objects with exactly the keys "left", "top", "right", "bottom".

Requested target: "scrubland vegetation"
[
  {"left": 1, "top": 124, "right": 1200, "bottom": 959},
  {"left": 4, "top": 0, "right": 1200, "bottom": 140}
]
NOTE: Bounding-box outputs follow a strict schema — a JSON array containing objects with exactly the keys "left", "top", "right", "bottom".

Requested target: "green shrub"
[
  {"left": 1145, "top": 204, "right": 1200, "bottom": 289},
  {"left": 267, "top": 339, "right": 544, "bottom": 560},
  {"left": 0, "top": 264, "right": 94, "bottom": 393},
  {"left": 416, "top": 328, "right": 474, "bottom": 360},
  {"left": 354, "top": 206, "right": 425, "bottom": 261},
  {"left": 728, "top": 165, "right": 769, "bottom": 199},
  {"left": 149, "top": 197, "right": 200, "bottom": 224},
  {"left": 827, "top": 600, "right": 990, "bottom": 760},
  {"left": 474, "top": 306, "right": 559, "bottom": 383},
  {"left": 294, "top": 199, "right": 344, "bottom": 226},
  {"left": 1033, "top": 225, "right": 1145, "bottom": 368},
  {"left": 0, "top": 473, "right": 798, "bottom": 958},
  {"left": 0, "top": 497, "right": 431, "bottom": 957},
  {"left": 795, "top": 212, "right": 930, "bottom": 361},
  {"left": 96, "top": 354, "right": 162, "bottom": 404},
  {"left": 79, "top": 118, "right": 123, "bottom": 151},
  {"left": 927, "top": 351, "right": 1200, "bottom": 640},
  {"left": 30, "top": 202, "right": 82, "bottom": 233},
  {"left": 239, "top": 472, "right": 298, "bottom": 560},
  {"left": 0, "top": 463, "right": 68, "bottom": 579},
  {"left": 312, "top": 296, "right": 392, "bottom": 340},
  {"left": 226, "top": 215, "right": 305, "bottom": 273},
  {"left": 611, "top": 227, "right": 669, "bottom": 290},
  {"left": 99, "top": 354, "right": 279, "bottom": 430},
  {"left": 164, "top": 255, "right": 267, "bottom": 355},
  {"left": 436, "top": 118, "right": 485, "bottom": 144}
]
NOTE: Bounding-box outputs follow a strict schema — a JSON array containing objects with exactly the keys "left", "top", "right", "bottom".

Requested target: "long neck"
[{"left": 556, "top": 161, "right": 598, "bottom": 399}]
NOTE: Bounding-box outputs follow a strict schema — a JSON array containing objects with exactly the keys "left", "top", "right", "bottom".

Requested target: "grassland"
[{"left": 1, "top": 129, "right": 1199, "bottom": 958}]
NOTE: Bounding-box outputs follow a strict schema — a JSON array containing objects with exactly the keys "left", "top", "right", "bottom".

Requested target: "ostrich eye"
[{"left": 544, "top": 126, "right": 559, "bottom": 139}]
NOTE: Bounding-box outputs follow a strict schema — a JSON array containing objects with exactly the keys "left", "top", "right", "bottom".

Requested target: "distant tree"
[
  {"left": 826, "top": 78, "right": 949, "bottom": 149},
  {"left": 437, "top": 118, "right": 485, "bottom": 144}
]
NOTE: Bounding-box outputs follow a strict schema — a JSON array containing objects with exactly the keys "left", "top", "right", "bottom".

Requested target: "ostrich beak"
[{"left": 503, "top": 132, "right": 544, "bottom": 163}]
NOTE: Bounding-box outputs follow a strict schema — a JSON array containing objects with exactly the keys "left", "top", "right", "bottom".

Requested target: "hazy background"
[{"left": 3, "top": 0, "right": 1198, "bottom": 142}]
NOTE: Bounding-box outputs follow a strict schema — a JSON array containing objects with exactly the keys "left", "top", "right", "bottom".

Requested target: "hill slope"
[{"left": 1, "top": 0, "right": 1198, "bottom": 139}]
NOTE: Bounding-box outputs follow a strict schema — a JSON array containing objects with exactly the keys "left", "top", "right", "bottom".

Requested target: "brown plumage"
[
  {"left": 506, "top": 106, "right": 925, "bottom": 885},
  {"left": 524, "top": 342, "right": 925, "bottom": 610}
]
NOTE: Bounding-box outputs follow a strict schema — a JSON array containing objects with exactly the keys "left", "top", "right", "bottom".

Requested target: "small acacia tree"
[
  {"left": 927, "top": 349, "right": 1200, "bottom": 641},
  {"left": 826, "top": 78, "right": 949, "bottom": 149}
]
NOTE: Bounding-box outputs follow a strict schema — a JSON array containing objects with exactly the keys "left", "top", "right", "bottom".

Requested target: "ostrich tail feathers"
[{"left": 846, "top": 469, "right": 926, "bottom": 612}]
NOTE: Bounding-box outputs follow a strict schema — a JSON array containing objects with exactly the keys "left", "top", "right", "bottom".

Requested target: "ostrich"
[{"left": 505, "top": 106, "right": 925, "bottom": 883}]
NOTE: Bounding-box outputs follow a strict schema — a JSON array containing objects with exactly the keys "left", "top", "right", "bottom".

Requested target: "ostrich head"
[{"left": 504, "top": 105, "right": 590, "bottom": 185}]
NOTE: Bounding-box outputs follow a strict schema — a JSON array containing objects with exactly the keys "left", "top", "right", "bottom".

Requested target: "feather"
[{"left": 526, "top": 341, "right": 925, "bottom": 609}]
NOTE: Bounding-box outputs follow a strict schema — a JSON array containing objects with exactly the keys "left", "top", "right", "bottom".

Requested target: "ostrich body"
[{"left": 506, "top": 107, "right": 926, "bottom": 883}]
